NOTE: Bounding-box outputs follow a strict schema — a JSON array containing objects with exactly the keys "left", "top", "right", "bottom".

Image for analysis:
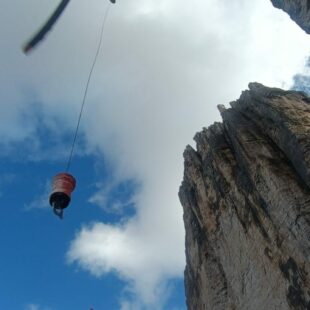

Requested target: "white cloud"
[
  {"left": 68, "top": 219, "right": 183, "bottom": 307},
  {"left": 25, "top": 304, "right": 52, "bottom": 310},
  {"left": 25, "top": 305, "right": 40, "bottom": 310},
  {"left": 2, "top": 0, "right": 310, "bottom": 308},
  {"left": 24, "top": 180, "right": 50, "bottom": 211},
  {"left": 88, "top": 180, "right": 137, "bottom": 214}
]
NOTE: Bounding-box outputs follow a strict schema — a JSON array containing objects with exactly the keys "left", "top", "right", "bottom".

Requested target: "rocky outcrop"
[
  {"left": 179, "top": 83, "right": 310, "bottom": 310},
  {"left": 271, "top": 0, "right": 310, "bottom": 33}
]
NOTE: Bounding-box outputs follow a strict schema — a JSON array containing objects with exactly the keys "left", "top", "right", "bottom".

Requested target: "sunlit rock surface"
[
  {"left": 179, "top": 83, "right": 310, "bottom": 310},
  {"left": 271, "top": 0, "right": 310, "bottom": 33}
]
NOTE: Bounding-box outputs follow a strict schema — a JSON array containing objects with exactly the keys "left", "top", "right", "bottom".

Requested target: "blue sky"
[
  {"left": 0, "top": 0, "right": 310, "bottom": 309},
  {"left": 0, "top": 154, "right": 185, "bottom": 310}
]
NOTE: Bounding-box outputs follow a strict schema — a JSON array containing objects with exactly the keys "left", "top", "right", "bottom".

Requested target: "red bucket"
[{"left": 50, "top": 173, "right": 76, "bottom": 197}]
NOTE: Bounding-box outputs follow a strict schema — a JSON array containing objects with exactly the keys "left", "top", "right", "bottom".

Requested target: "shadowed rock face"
[
  {"left": 179, "top": 83, "right": 310, "bottom": 310},
  {"left": 271, "top": 0, "right": 310, "bottom": 33}
]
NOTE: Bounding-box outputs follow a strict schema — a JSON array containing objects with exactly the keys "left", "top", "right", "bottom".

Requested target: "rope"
[{"left": 66, "top": 3, "right": 112, "bottom": 172}]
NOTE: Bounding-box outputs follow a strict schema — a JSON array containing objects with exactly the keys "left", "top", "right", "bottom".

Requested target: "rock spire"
[{"left": 179, "top": 83, "right": 310, "bottom": 309}]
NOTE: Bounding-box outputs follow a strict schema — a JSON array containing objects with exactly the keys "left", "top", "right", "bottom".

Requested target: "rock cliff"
[
  {"left": 271, "top": 0, "right": 310, "bottom": 33},
  {"left": 179, "top": 83, "right": 310, "bottom": 310}
]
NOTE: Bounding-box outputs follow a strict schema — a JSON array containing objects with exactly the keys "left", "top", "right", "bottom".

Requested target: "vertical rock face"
[
  {"left": 270, "top": 0, "right": 310, "bottom": 33},
  {"left": 179, "top": 83, "right": 310, "bottom": 310}
]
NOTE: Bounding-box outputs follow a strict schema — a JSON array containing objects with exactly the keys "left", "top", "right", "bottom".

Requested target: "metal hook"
[{"left": 53, "top": 205, "right": 64, "bottom": 219}]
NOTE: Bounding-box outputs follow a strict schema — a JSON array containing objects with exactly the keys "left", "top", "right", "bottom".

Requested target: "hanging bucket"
[{"left": 49, "top": 173, "right": 76, "bottom": 211}]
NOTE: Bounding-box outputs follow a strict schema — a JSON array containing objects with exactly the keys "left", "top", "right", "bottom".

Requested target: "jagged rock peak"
[
  {"left": 271, "top": 0, "right": 310, "bottom": 34},
  {"left": 179, "top": 83, "right": 310, "bottom": 310}
]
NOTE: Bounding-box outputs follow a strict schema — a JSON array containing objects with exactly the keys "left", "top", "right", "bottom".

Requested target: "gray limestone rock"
[
  {"left": 270, "top": 0, "right": 310, "bottom": 34},
  {"left": 179, "top": 83, "right": 310, "bottom": 310}
]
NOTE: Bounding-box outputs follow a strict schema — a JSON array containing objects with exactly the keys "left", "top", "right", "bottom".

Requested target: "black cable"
[{"left": 66, "top": 3, "right": 112, "bottom": 172}]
